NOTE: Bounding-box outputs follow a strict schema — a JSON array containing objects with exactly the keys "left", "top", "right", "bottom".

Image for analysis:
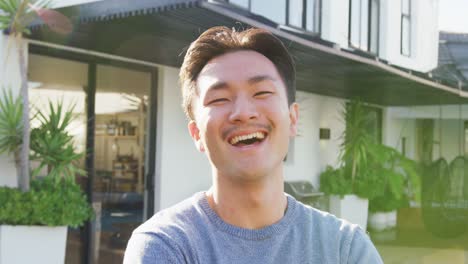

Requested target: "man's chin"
[{"left": 225, "top": 166, "right": 271, "bottom": 183}]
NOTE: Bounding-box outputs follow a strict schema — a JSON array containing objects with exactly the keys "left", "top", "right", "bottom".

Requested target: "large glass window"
[
  {"left": 229, "top": 0, "right": 249, "bottom": 9},
  {"left": 287, "top": 0, "right": 321, "bottom": 34},
  {"left": 306, "top": 0, "right": 321, "bottom": 33},
  {"left": 251, "top": 0, "right": 286, "bottom": 24},
  {"left": 369, "top": 0, "right": 380, "bottom": 53},
  {"left": 223, "top": 0, "right": 320, "bottom": 34},
  {"left": 401, "top": 0, "right": 411, "bottom": 56},
  {"left": 288, "top": 0, "right": 303, "bottom": 28},
  {"left": 349, "top": 0, "right": 380, "bottom": 54}
]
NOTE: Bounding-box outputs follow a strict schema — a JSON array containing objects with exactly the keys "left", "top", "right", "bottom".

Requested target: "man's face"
[{"left": 188, "top": 50, "right": 298, "bottom": 182}]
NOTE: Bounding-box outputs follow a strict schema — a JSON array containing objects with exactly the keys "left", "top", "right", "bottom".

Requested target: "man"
[{"left": 124, "top": 26, "right": 383, "bottom": 263}]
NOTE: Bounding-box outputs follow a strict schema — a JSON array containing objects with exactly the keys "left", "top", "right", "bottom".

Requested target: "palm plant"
[
  {"left": 30, "top": 100, "right": 85, "bottom": 182},
  {"left": 0, "top": 0, "right": 71, "bottom": 191},
  {"left": 340, "top": 99, "right": 373, "bottom": 186},
  {"left": 0, "top": 88, "right": 23, "bottom": 172}
]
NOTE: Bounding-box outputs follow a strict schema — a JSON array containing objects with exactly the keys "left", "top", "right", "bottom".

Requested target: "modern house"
[{"left": 0, "top": 0, "right": 466, "bottom": 263}]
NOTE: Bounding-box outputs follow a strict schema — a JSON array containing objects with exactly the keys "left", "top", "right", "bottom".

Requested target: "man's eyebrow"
[
  {"left": 206, "top": 75, "right": 276, "bottom": 91},
  {"left": 207, "top": 81, "right": 228, "bottom": 91},
  {"left": 247, "top": 75, "right": 276, "bottom": 85}
]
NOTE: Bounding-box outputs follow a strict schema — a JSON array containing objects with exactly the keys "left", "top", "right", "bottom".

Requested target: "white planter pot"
[
  {"left": 0, "top": 225, "right": 67, "bottom": 264},
  {"left": 329, "top": 194, "right": 369, "bottom": 230},
  {"left": 368, "top": 210, "right": 398, "bottom": 231},
  {"left": 386, "top": 210, "right": 397, "bottom": 229},
  {"left": 368, "top": 212, "right": 388, "bottom": 231}
]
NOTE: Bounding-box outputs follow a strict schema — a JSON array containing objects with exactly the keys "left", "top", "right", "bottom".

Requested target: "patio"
[{"left": 372, "top": 207, "right": 468, "bottom": 263}]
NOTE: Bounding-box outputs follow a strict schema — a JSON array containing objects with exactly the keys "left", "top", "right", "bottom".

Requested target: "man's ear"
[
  {"left": 188, "top": 120, "right": 205, "bottom": 152},
  {"left": 289, "top": 103, "right": 299, "bottom": 137}
]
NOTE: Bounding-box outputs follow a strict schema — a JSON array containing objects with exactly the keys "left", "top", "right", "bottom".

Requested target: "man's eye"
[
  {"left": 254, "top": 91, "right": 272, "bottom": 97},
  {"left": 207, "top": 98, "right": 228, "bottom": 105}
]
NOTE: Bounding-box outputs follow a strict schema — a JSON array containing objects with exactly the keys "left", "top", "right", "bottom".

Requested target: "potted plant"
[
  {"left": 366, "top": 144, "right": 420, "bottom": 231},
  {"left": 320, "top": 99, "right": 378, "bottom": 230},
  {"left": 0, "top": 92, "right": 92, "bottom": 264}
]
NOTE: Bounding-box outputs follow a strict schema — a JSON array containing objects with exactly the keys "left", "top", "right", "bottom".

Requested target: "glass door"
[
  {"left": 28, "top": 51, "right": 155, "bottom": 264},
  {"left": 92, "top": 64, "right": 151, "bottom": 263}
]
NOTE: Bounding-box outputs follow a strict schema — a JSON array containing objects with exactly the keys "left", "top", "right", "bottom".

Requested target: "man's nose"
[{"left": 228, "top": 96, "right": 259, "bottom": 123}]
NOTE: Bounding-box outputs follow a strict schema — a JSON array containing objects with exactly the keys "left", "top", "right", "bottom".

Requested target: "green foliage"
[
  {"left": 320, "top": 99, "right": 421, "bottom": 205},
  {"left": 340, "top": 99, "right": 373, "bottom": 183},
  {"left": 0, "top": 177, "right": 93, "bottom": 227},
  {"left": 0, "top": 96, "right": 92, "bottom": 227},
  {"left": 321, "top": 99, "right": 380, "bottom": 199},
  {"left": 0, "top": 88, "right": 22, "bottom": 155},
  {"left": 30, "top": 100, "right": 86, "bottom": 181},
  {"left": 0, "top": 0, "right": 51, "bottom": 35},
  {"left": 319, "top": 166, "right": 352, "bottom": 198},
  {"left": 369, "top": 195, "right": 409, "bottom": 213}
]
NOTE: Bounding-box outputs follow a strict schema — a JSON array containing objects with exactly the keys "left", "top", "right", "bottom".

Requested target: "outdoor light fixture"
[{"left": 319, "top": 128, "right": 331, "bottom": 140}]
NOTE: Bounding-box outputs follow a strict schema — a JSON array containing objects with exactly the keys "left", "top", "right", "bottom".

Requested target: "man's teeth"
[{"left": 229, "top": 132, "right": 265, "bottom": 145}]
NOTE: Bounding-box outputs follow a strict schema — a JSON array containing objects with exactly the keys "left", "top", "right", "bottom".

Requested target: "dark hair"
[{"left": 180, "top": 26, "right": 296, "bottom": 120}]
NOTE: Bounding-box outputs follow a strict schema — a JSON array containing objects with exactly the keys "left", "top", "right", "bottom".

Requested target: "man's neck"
[{"left": 206, "top": 171, "right": 287, "bottom": 230}]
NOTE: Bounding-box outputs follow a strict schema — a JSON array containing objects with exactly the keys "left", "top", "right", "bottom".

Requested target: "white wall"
[
  {"left": 321, "top": 0, "right": 438, "bottom": 72},
  {"left": 155, "top": 66, "right": 211, "bottom": 210},
  {"left": 379, "top": 0, "right": 439, "bottom": 72},
  {"left": 284, "top": 92, "right": 345, "bottom": 189},
  {"left": 0, "top": 35, "right": 27, "bottom": 187}
]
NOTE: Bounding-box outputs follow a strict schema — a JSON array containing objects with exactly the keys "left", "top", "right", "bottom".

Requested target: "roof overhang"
[{"left": 26, "top": 0, "right": 468, "bottom": 106}]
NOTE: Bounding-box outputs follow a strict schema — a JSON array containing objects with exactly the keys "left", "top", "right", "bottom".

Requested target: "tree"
[{"left": 0, "top": 0, "right": 72, "bottom": 191}]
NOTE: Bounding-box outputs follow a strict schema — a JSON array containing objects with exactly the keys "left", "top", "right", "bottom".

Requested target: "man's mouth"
[{"left": 229, "top": 132, "right": 266, "bottom": 146}]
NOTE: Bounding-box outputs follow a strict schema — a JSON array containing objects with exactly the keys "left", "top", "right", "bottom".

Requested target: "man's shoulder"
[
  {"left": 293, "top": 199, "right": 362, "bottom": 237},
  {"left": 134, "top": 192, "right": 206, "bottom": 236},
  {"left": 123, "top": 193, "right": 208, "bottom": 263},
  {"left": 292, "top": 199, "right": 383, "bottom": 263}
]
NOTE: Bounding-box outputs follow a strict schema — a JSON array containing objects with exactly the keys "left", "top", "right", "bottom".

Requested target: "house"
[{"left": 0, "top": 0, "right": 465, "bottom": 263}]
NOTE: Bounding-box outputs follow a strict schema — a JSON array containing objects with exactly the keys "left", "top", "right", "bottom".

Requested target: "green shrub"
[
  {"left": 0, "top": 177, "right": 93, "bottom": 227},
  {"left": 319, "top": 166, "right": 353, "bottom": 198},
  {"left": 369, "top": 195, "right": 409, "bottom": 213}
]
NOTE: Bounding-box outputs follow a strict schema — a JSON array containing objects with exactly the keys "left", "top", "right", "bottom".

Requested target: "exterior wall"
[
  {"left": 155, "top": 66, "right": 211, "bottom": 210},
  {"left": 282, "top": 92, "right": 345, "bottom": 189},
  {"left": 0, "top": 35, "right": 27, "bottom": 188},
  {"left": 379, "top": 0, "right": 439, "bottom": 72},
  {"left": 241, "top": 0, "right": 439, "bottom": 72}
]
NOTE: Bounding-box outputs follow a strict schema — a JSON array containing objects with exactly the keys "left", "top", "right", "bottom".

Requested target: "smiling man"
[{"left": 124, "top": 27, "right": 383, "bottom": 264}]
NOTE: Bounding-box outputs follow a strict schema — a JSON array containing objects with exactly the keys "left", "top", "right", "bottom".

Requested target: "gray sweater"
[{"left": 124, "top": 192, "right": 383, "bottom": 263}]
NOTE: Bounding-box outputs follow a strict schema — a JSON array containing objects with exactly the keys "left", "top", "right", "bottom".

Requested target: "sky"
[{"left": 438, "top": 0, "right": 468, "bottom": 33}]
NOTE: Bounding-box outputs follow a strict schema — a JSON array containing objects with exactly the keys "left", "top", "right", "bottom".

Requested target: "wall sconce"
[{"left": 319, "top": 128, "right": 331, "bottom": 140}]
